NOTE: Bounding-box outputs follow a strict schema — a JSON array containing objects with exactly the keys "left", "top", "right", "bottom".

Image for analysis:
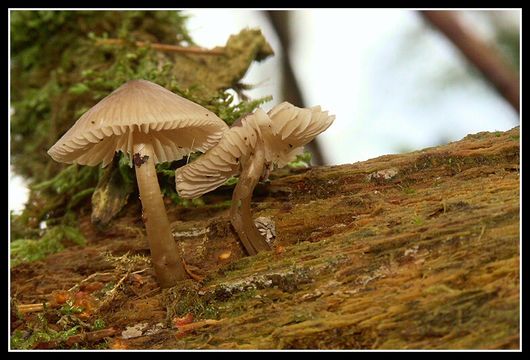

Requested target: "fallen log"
[{"left": 160, "top": 127, "right": 520, "bottom": 350}]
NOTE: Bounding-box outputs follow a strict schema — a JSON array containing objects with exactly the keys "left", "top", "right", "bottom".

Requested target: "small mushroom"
[
  {"left": 175, "top": 102, "right": 334, "bottom": 255},
  {"left": 47, "top": 80, "right": 229, "bottom": 288}
]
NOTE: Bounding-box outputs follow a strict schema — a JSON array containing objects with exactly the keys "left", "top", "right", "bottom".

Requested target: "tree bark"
[
  {"left": 11, "top": 127, "right": 520, "bottom": 349},
  {"left": 163, "top": 126, "right": 520, "bottom": 349}
]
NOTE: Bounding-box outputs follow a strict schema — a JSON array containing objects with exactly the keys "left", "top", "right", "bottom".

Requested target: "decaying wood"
[
  {"left": 162, "top": 127, "right": 520, "bottom": 349},
  {"left": 64, "top": 328, "right": 119, "bottom": 346},
  {"left": 97, "top": 39, "right": 224, "bottom": 55},
  {"left": 175, "top": 319, "right": 225, "bottom": 333},
  {"left": 34, "top": 328, "right": 119, "bottom": 349},
  {"left": 11, "top": 127, "right": 520, "bottom": 349}
]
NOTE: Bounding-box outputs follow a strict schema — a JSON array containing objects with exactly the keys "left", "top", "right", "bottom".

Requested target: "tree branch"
[
  {"left": 266, "top": 11, "right": 326, "bottom": 165},
  {"left": 420, "top": 11, "right": 519, "bottom": 114}
]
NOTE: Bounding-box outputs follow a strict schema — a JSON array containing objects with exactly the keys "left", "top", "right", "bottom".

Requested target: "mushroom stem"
[
  {"left": 133, "top": 141, "right": 188, "bottom": 287},
  {"left": 230, "top": 141, "right": 271, "bottom": 255}
]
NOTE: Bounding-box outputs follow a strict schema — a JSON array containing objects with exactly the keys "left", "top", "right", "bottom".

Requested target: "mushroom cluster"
[
  {"left": 175, "top": 102, "right": 335, "bottom": 256},
  {"left": 48, "top": 80, "right": 229, "bottom": 288}
]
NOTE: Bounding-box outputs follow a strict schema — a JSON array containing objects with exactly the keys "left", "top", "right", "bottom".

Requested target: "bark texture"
[{"left": 11, "top": 127, "right": 520, "bottom": 349}]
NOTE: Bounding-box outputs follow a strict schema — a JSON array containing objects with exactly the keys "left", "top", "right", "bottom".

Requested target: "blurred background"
[{"left": 9, "top": 9, "right": 520, "bottom": 213}]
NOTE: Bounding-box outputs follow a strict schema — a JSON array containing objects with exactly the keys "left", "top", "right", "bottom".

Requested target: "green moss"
[
  {"left": 412, "top": 216, "right": 424, "bottom": 226},
  {"left": 223, "top": 290, "right": 259, "bottom": 317},
  {"left": 10, "top": 314, "right": 80, "bottom": 350},
  {"left": 402, "top": 187, "right": 416, "bottom": 195},
  {"left": 59, "top": 302, "right": 84, "bottom": 316},
  {"left": 164, "top": 281, "right": 220, "bottom": 321},
  {"left": 288, "top": 151, "right": 313, "bottom": 169},
  {"left": 91, "top": 340, "right": 110, "bottom": 349},
  {"left": 92, "top": 319, "right": 106, "bottom": 331},
  {"left": 206, "top": 200, "right": 233, "bottom": 209},
  {"left": 10, "top": 225, "right": 86, "bottom": 267},
  {"left": 165, "top": 260, "right": 315, "bottom": 325},
  {"left": 356, "top": 228, "right": 377, "bottom": 238},
  {"left": 217, "top": 256, "right": 255, "bottom": 277}
]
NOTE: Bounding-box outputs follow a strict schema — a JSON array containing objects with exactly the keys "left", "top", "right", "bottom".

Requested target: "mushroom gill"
[{"left": 175, "top": 102, "right": 334, "bottom": 255}]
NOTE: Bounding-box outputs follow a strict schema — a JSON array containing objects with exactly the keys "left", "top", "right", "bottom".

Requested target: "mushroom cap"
[
  {"left": 175, "top": 108, "right": 267, "bottom": 199},
  {"left": 265, "top": 102, "right": 334, "bottom": 167},
  {"left": 175, "top": 102, "right": 334, "bottom": 199},
  {"left": 47, "top": 80, "right": 229, "bottom": 167}
]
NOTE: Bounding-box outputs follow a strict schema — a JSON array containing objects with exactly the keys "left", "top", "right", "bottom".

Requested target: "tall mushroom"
[
  {"left": 47, "top": 80, "right": 229, "bottom": 288},
  {"left": 175, "top": 102, "right": 334, "bottom": 255}
]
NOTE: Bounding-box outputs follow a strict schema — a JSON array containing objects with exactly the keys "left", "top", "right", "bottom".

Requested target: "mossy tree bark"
[
  {"left": 10, "top": 127, "right": 519, "bottom": 349},
  {"left": 162, "top": 127, "right": 520, "bottom": 349}
]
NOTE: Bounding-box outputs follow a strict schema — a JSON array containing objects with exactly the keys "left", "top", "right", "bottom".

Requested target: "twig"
[
  {"left": 18, "top": 270, "right": 149, "bottom": 315},
  {"left": 17, "top": 271, "right": 119, "bottom": 314},
  {"left": 132, "top": 288, "right": 161, "bottom": 301},
  {"left": 68, "top": 272, "right": 114, "bottom": 292},
  {"left": 97, "top": 268, "right": 149, "bottom": 311},
  {"left": 23, "top": 274, "right": 44, "bottom": 284},
  {"left": 96, "top": 38, "right": 224, "bottom": 55},
  {"left": 17, "top": 303, "right": 51, "bottom": 314},
  {"left": 182, "top": 260, "right": 205, "bottom": 282},
  {"left": 35, "top": 328, "right": 118, "bottom": 348},
  {"left": 477, "top": 224, "right": 487, "bottom": 242},
  {"left": 96, "top": 273, "right": 129, "bottom": 311},
  {"left": 131, "top": 268, "right": 149, "bottom": 275},
  {"left": 176, "top": 319, "right": 224, "bottom": 333},
  {"left": 65, "top": 327, "right": 119, "bottom": 346},
  {"left": 420, "top": 11, "right": 520, "bottom": 113}
]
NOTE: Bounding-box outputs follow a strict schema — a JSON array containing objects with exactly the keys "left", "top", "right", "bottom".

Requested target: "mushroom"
[
  {"left": 175, "top": 102, "right": 334, "bottom": 255},
  {"left": 47, "top": 79, "right": 229, "bottom": 288}
]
